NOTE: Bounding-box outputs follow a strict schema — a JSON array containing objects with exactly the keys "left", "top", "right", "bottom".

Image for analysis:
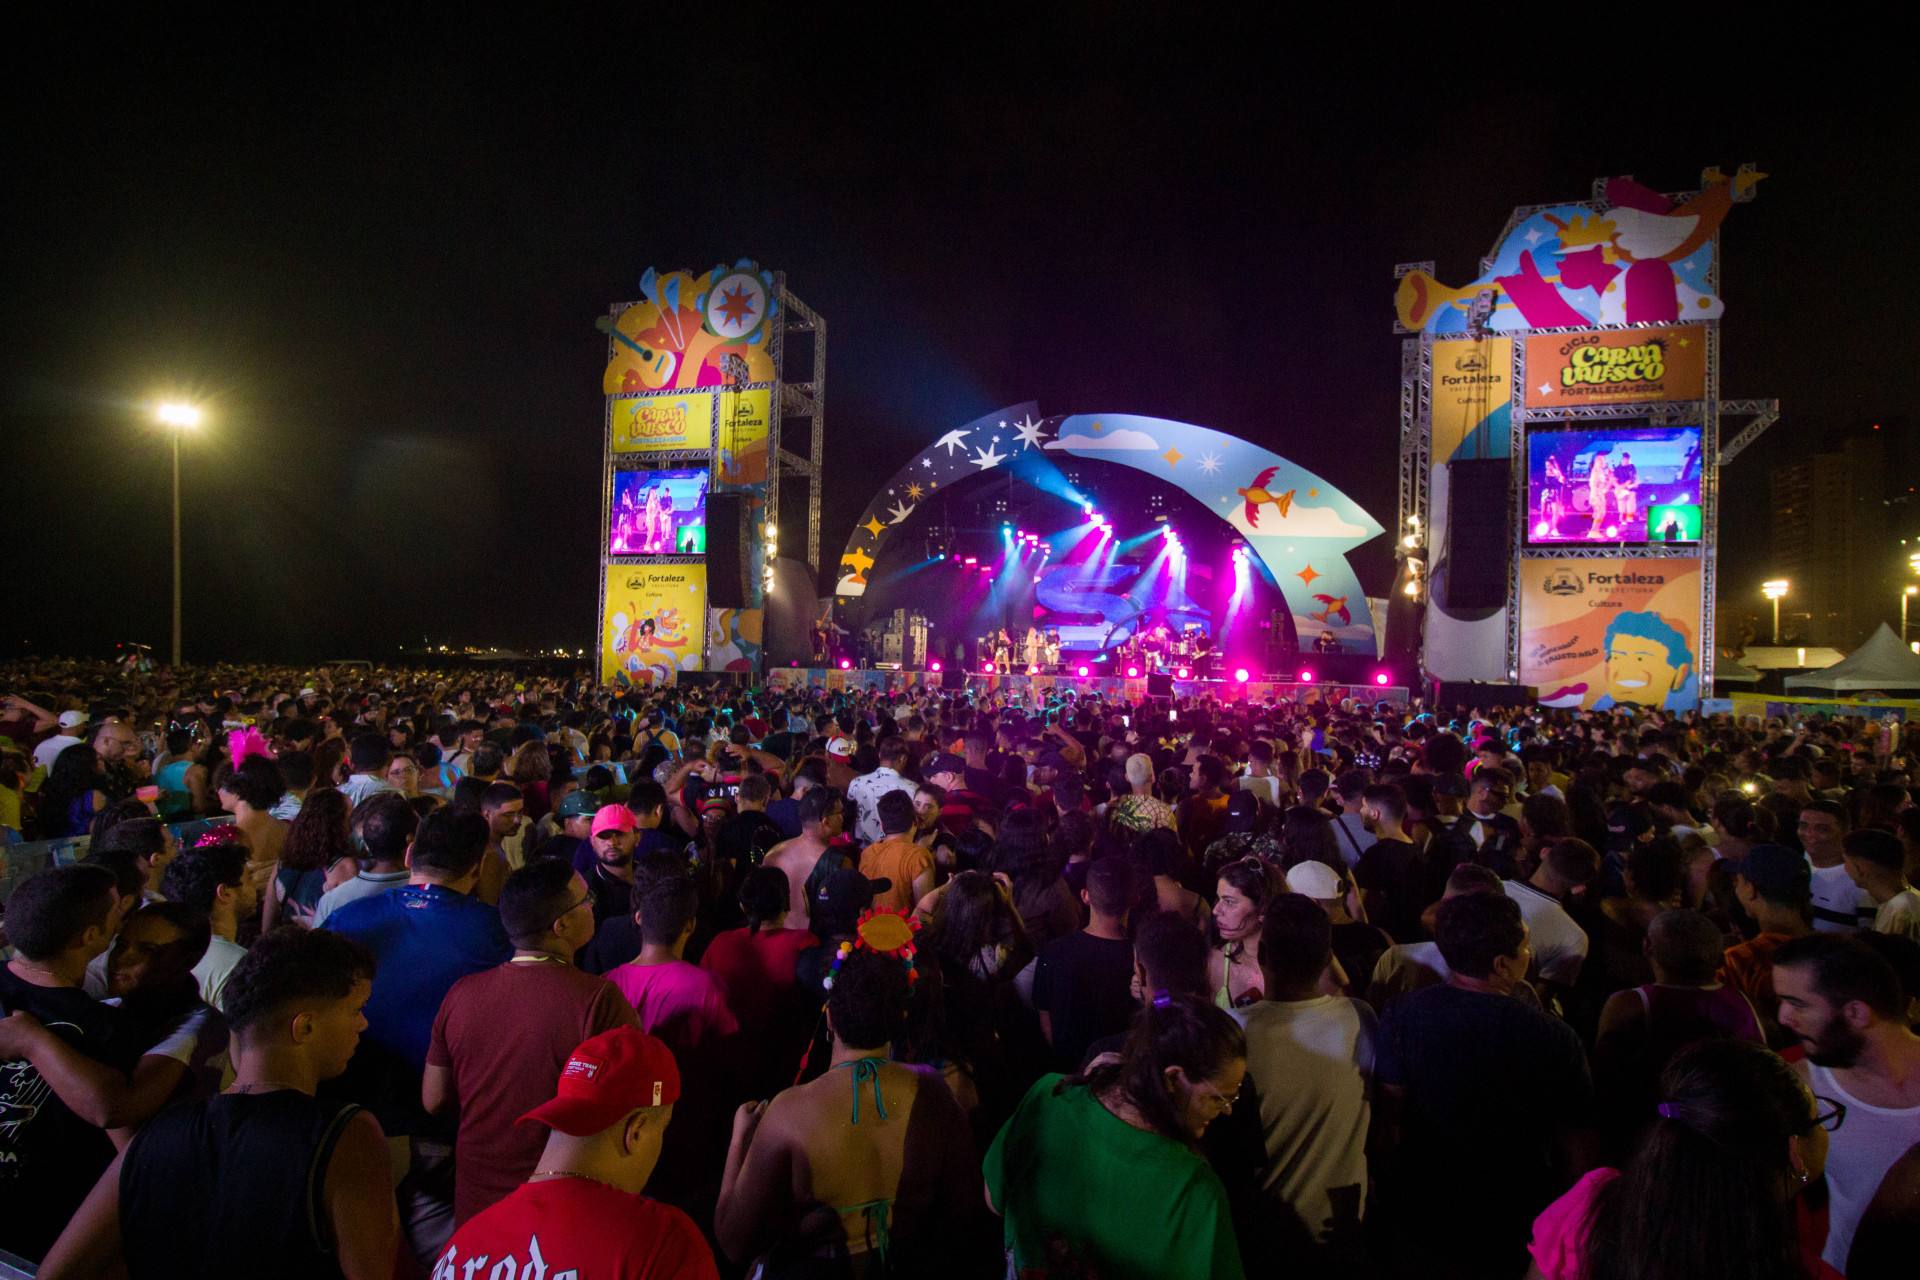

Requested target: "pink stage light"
[
  {"left": 1176, "top": 666, "right": 1190, "bottom": 679},
  {"left": 1374, "top": 671, "right": 1391, "bottom": 686},
  {"left": 983, "top": 662, "right": 994, "bottom": 673},
  {"left": 1234, "top": 668, "right": 1250, "bottom": 683},
  {"left": 930, "top": 661, "right": 942, "bottom": 672},
  {"left": 1077, "top": 664, "right": 1089, "bottom": 677},
  {"left": 1126, "top": 665, "right": 1140, "bottom": 678},
  {"left": 839, "top": 659, "right": 852, "bottom": 670},
  {"left": 1298, "top": 669, "right": 1314, "bottom": 683}
]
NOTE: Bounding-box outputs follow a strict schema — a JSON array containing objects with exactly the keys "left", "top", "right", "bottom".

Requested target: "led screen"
[
  {"left": 610, "top": 468, "right": 708, "bottom": 554},
  {"left": 1526, "top": 426, "right": 1701, "bottom": 544}
]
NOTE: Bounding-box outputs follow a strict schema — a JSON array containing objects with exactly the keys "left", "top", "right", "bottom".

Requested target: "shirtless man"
[{"left": 763, "top": 786, "right": 844, "bottom": 935}]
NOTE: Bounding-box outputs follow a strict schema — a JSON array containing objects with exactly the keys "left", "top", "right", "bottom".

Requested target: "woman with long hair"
[
  {"left": 923, "top": 870, "right": 1039, "bottom": 1125},
  {"left": 265, "top": 786, "right": 357, "bottom": 929},
  {"left": 309, "top": 735, "right": 350, "bottom": 792},
  {"left": 506, "top": 740, "right": 552, "bottom": 822},
  {"left": 1525, "top": 1037, "right": 1843, "bottom": 1280},
  {"left": 991, "top": 807, "right": 1079, "bottom": 955},
  {"left": 984, "top": 994, "right": 1247, "bottom": 1279},
  {"left": 1209, "top": 856, "right": 1281, "bottom": 1009},
  {"left": 36, "top": 744, "right": 110, "bottom": 839}
]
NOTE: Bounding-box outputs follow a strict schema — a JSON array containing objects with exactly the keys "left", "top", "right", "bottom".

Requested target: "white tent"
[
  {"left": 1714, "top": 657, "right": 1762, "bottom": 684},
  {"left": 1782, "top": 624, "right": 1920, "bottom": 693}
]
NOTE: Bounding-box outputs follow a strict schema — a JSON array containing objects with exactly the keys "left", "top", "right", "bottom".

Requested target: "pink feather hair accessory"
[{"left": 229, "top": 727, "right": 277, "bottom": 770}]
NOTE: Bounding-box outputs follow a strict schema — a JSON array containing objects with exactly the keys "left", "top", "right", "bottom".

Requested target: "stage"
[{"left": 762, "top": 666, "right": 1409, "bottom": 705}]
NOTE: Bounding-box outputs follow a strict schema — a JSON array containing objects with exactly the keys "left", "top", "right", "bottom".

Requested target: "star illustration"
[
  {"left": 1012, "top": 415, "right": 1049, "bottom": 450},
  {"left": 1676, "top": 336, "right": 1691, "bottom": 347},
  {"left": 906, "top": 483, "right": 923, "bottom": 500},
  {"left": 1161, "top": 447, "right": 1184, "bottom": 468},
  {"left": 1196, "top": 451, "right": 1222, "bottom": 476},
  {"left": 1307, "top": 489, "right": 1318, "bottom": 497},
  {"left": 1537, "top": 382, "right": 1553, "bottom": 396},
  {"left": 715, "top": 284, "right": 758, "bottom": 328},
  {"left": 971, "top": 441, "right": 1006, "bottom": 470},
  {"left": 1523, "top": 226, "right": 1545, "bottom": 245},
  {"left": 887, "top": 500, "right": 915, "bottom": 525},
  {"left": 1295, "top": 564, "right": 1321, "bottom": 588},
  {"left": 935, "top": 429, "right": 972, "bottom": 455},
  {"left": 862, "top": 517, "right": 886, "bottom": 538},
  {"left": 922, "top": 458, "right": 932, "bottom": 468}
]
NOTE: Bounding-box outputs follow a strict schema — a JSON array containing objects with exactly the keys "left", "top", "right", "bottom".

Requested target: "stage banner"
[
  {"left": 763, "top": 668, "right": 941, "bottom": 694},
  {"left": 717, "top": 387, "right": 772, "bottom": 488},
  {"left": 1431, "top": 337, "right": 1512, "bottom": 463},
  {"left": 601, "top": 564, "right": 707, "bottom": 686},
  {"left": 610, "top": 390, "right": 716, "bottom": 453},
  {"left": 1521, "top": 558, "right": 1702, "bottom": 712},
  {"left": 602, "top": 263, "right": 778, "bottom": 393},
  {"left": 1521, "top": 328, "right": 1706, "bottom": 408}
]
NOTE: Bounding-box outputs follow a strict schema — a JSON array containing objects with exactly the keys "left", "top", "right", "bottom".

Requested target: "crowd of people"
[{"left": 1, "top": 655, "right": 1919, "bottom": 1279}]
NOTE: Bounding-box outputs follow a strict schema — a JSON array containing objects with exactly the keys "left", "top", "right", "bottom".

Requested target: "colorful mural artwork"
[
  {"left": 1520, "top": 558, "right": 1702, "bottom": 712},
  {"left": 1396, "top": 170, "right": 1763, "bottom": 335},
  {"left": 600, "top": 565, "right": 707, "bottom": 686},
  {"left": 601, "top": 262, "right": 778, "bottom": 393}
]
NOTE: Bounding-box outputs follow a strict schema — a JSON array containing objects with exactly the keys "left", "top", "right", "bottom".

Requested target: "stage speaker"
[
  {"left": 1147, "top": 673, "right": 1173, "bottom": 696},
  {"left": 707, "top": 493, "right": 748, "bottom": 608},
  {"left": 1445, "top": 459, "right": 1511, "bottom": 611},
  {"left": 1432, "top": 681, "right": 1536, "bottom": 710}
]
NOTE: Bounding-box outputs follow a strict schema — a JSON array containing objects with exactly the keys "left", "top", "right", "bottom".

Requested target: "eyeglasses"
[
  {"left": 545, "top": 893, "right": 592, "bottom": 931},
  {"left": 1809, "top": 1096, "right": 1847, "bottom": 1133},
  {"left": 1193, "top": 1082, "right": 1235, "bottom": 1115}
]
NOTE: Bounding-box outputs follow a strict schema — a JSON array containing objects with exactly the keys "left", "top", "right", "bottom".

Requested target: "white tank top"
[{"left": 1807, "top": 1062, "right": 1920, "bottom": 1271}]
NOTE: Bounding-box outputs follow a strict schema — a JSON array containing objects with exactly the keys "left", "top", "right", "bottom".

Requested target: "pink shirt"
[{"left": 606, "top": 960, "right": 739, "bottom": 1054}]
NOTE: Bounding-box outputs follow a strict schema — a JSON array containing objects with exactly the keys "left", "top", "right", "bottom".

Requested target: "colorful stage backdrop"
[{"left": 1520, "top": 558, "right": 1702, "bottom": 712}]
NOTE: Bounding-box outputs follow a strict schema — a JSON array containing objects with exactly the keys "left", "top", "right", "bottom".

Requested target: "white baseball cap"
[
  {"left": 1285, "top": 860, "right": 1345, "bottom": 901},
  {"left": 57, "top": 710, "right": 89, "bottom": 730},
  {"left": 826, "top": 737, "right": 854, "bottom": 760}
]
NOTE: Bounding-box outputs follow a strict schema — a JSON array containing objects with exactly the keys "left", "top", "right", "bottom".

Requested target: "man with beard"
[
  {"left": 1773, "top": 933, "right": 1920, "bottom": 1274},
  {"left": 581, "top": 804, "right": 642, "bottom": 926}
]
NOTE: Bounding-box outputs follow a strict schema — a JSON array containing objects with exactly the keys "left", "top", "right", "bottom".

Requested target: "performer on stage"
[
  {"left": 1586, "top": 447, "right": 1616, "bottom": 538},
  {"left": 992, "top": 629, "right": 1011, "bottom": 671},
  {"left": 1044, "top": 629, "right": 1061, "bottom": 669},
  {"left": 1024, "top": 626, "right": 1044, "bottom": 671},
  {"left": 1614, "top": 450, "right": 1639, "bottom": 526},
  {"left": 1542, "top": 454, "right": 1568, "bottom": 537}
]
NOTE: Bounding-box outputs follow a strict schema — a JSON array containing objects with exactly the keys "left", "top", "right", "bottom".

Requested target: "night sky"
[{"left": 5, "top": 18, "right": 1911, "bottom": 662}]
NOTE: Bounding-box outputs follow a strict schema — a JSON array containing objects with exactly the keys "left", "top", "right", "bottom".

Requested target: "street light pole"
[
  {"left": 156, "top": 402, "right": 201, "bottom": 667},
  {"left": 1763, "top": 580, "right": 1789, "bottom": 646},
  {"left": 1905, "top": 586, "right": 1917, "bottom": 649},
  {"left": 171, "top": 430, "right": 182, "bottom": 668}
]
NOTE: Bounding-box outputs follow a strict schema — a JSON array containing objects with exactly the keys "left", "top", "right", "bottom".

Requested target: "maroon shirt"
[{"left": 428, "top": 959, "right": 638, "bottom": 1225}]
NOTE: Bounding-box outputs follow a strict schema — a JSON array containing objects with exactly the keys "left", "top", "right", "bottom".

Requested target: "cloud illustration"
[
  {"left": 1047, "top": 428, "right": 1160, "bottom": 451},
  {"left": 1226, "top": 501, "right": 1367, "bottom": 540}
]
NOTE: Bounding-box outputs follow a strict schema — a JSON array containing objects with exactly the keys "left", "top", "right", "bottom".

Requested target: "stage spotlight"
[
  {"left": 1298, "top": 669, "right": 1314, "bottom": 683},
  {"left": 983, "top": 661, "right": 994, "bottom": 673},
  {"left": 1176, "top": 666, "right": 1190, "bottom": 679},
  {"left": 1028, "top": 664, "right": 1039, "bottom": 675},
  {"left": 839, "top": 659, "right": 852, "bottom": 670},
  {"left": 1126, "top": 665, "right": 1140, "bottom": 678},
  {"left": 930, "top": 660, "right": 942, "bottom": 672},
  {"left": 1077, "top": 664, "right": 1089, "bottom": 677},
  {"left": 1234, "top": 668, "right": 1250, "bottom": 683},
  {"left": 1374, "top": 671, "right": 1391, "bottom": 686}
]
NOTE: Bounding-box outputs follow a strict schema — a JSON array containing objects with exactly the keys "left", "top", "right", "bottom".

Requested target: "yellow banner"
[
  {"left": 1520, "top": 558, "right": 1702, "bottom": 711},
  {"left": 1430, "top": 337, "right": 1511, "bottom": 463},
  {"left": 601, "top": 564, "right": 707, "bottom": 686},
  {"left": 610, "top": 391, "right": 714, "bottom": 453},
  {"left": 717, "top": 387, "right": 771, "bottom": 487}
]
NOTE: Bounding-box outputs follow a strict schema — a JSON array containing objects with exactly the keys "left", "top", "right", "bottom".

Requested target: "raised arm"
[{"left": 0, "top": 1010, "right": 191, "bottom": 1130}]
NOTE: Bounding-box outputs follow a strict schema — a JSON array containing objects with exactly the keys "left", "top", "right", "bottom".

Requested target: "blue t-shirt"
[{"left": 321, "top": 884, "right": 510, "bottom": 1070}]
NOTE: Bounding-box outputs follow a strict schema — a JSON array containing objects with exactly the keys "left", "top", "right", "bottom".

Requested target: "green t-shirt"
[{"left": 983, "top": 1074, "right": 1244, "bottom": 1280}]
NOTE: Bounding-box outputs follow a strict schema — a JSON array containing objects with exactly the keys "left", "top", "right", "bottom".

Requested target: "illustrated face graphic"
[{"left": 1604, "top": 633, "right": 1687, "bottom": 706}]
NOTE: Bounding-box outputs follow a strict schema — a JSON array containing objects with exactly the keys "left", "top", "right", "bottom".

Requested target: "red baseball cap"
[
  {"left": 590, "top": 805, "right": 637, "bottom": 836},
  {"left": 518, "top": 1027, "right": 681, "bottom": 1135}
]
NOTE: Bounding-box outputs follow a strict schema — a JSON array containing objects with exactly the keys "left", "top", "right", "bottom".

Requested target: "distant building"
[{"left": 1770, "top": 433, "right": 1895, "bottom": 650}]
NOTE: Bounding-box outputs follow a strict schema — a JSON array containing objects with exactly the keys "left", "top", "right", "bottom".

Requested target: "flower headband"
[{"left": 822, "top": 907, "right": 921, "bottom": 991}]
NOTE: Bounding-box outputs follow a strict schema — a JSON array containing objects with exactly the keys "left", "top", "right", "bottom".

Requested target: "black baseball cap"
[
  {"left": 923, "top": 752, "right": 966, "bottom": 779},
  {"left": 1225, "top": 790, "right": 1261, "bottom": 832},
  {"left": 1725, "top": 843, "right": 1811, "bottom": 897},
  {"left": 815, "top": 866, "right": 891, "bottom": 923}
]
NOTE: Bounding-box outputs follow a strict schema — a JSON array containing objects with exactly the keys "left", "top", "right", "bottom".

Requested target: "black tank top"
[{"left": 120, "top": 1091, "right": 365, "bottom": 1280}]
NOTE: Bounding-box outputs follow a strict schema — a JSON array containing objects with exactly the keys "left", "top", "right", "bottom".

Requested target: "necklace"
[
  {"left": 229, "top": 1079, "right": 305, "bottom": 1095},
  {"left": 510, "top": 954, "right": 566, "bottom": 965},
  {"left": 530, "top": 1170, "right": 610, "bottom": 1186}
]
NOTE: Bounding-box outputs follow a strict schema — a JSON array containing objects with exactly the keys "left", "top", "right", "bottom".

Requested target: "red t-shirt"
[
  {"left": 427, "top": 960, "right": 638, "bottom": 1225},
  {"left": 433, "top": 1177, "right": 719, "bottom": 1280},
  {"left": 698, "top": 926, "right": 817, "bottom": 1031}
]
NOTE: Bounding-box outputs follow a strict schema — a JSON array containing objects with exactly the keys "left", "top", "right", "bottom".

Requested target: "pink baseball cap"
[
  {"left": 518, "top": 1027, "right": 681, "bottom": 1135},
  {"left": 590, "top": 805, "right": 637, "bottom": 836}
]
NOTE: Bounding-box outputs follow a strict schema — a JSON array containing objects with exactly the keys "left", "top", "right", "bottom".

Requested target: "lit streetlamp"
[
  {"left": 155, "top": 402, "right": 202, "bottom": 666},
  {"left": 1762, "top": 580, "right": 1789, "bottom": 645}
]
